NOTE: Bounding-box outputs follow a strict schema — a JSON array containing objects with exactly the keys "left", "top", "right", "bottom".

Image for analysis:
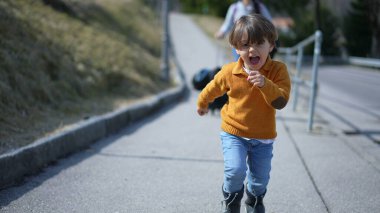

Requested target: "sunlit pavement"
[{"left": 0, "top": 12, "right": 379, "bottom": 213}]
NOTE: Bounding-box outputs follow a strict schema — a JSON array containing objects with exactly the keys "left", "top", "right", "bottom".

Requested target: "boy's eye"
[
  {"left": 256, "top": 42, "right": 266, "bottom": 47},
  {"left": 241, "top": 43, "right": 250, "bottom": 48}
]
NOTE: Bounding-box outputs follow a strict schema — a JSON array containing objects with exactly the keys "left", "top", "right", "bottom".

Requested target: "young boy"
[{"left": 197, "top": 14, "right": 291, "bottom": 213}]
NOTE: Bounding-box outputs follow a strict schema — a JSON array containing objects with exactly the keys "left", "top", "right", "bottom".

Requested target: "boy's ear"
[{"left": 269, "top": 43, "right": 275, "bottom": 52}]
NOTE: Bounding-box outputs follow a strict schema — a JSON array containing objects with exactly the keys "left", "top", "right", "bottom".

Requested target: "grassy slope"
[{"left": 0, "top": 0, "right": 171, "bottom": 154}]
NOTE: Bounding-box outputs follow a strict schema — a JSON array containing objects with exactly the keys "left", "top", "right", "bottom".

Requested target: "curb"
[{"left": 0, "top": 73, "right": 187, "bottom": 189}]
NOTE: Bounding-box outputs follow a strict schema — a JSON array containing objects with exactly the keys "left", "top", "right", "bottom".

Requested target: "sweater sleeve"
[
  {"left": 259, "top": 63, "right": 291, "bottom": 110},
  {"left": 197, "top": 69, "right": 229, "bottom": 109}
]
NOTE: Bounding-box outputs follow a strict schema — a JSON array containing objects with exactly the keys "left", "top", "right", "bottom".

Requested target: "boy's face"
[{"left": 235, "top": 31, "right": 274, "bottom": 71}]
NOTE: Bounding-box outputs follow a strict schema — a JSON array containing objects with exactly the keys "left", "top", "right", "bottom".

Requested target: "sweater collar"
[{"left": 232, "top": 57, "right": 273, "bottom": 75}]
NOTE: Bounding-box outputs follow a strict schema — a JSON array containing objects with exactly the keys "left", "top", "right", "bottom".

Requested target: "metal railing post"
[
  {"left": 285, "top": 48, "right": 292, "bottom": 69},
  {"left": 307, "top": 30, "right": 323, "bottom": 131},
  {"left": 292, "top": 47, "right": 304, "bottom": 111},
  {"left": 278, "top": 30, "right": 322, "bottom": 131}
]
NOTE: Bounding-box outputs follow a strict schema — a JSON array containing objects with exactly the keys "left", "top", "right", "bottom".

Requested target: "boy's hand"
[
  {"left": 214, "top": 31, "right": 224, "bottom": 39},
  {"left": 197, "top": 107, "right": 209, "bottom": 116},
  {"left": 247, "top": 70, "right": 265, "bottom": 88}
]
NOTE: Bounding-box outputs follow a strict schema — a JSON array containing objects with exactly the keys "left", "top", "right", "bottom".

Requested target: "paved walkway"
[{"left": 0, "top": 13, "right": 379, "bottom": 213}]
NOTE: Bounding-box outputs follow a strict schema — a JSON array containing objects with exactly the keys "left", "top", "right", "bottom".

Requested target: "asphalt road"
[
  {"left": 316, "top": 65, "right": 380, "bottom": 143},
  {"left": 318, "top": 65, "right": 380, "bottom": 108}
]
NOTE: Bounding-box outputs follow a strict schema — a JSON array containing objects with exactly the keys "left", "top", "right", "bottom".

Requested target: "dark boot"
[
  {"left": 245, "top": 188, "right": 265, "bottom": 213},
  {"left": 221, "top": 186, "right": 244, "bottom": 213}
]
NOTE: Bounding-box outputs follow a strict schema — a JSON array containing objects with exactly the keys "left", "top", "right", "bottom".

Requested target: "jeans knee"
[
  {"left": 248, "top": 177, "right": 269, "bottom": 196},
  {"left": 225, "top": 167, "right": 246, "bottom": 183}
]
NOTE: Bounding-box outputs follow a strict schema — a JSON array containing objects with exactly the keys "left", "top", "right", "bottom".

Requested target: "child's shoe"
[
  {"left": 245, "top": 188, "right": 265, "bottom": 213},
  {"left": 221, "top": 186, "right": 244, "bottom": 213}
]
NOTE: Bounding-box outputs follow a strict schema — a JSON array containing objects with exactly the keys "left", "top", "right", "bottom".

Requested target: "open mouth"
[{"left": 250, "top": 56, "right": 260, "bottom": 65}]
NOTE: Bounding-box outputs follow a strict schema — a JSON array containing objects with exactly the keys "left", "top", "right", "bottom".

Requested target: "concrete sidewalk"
[{"left": 0, "top": 12, "right": 379, "bottom": 213}]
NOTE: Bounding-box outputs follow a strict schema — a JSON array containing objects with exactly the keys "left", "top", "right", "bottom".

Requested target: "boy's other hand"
[
  {"left": 197, "top": 108, "right": 209, "bottom": 116},
  {"left": 247, "top": 70, "right": 265, "bottom": 88},
  {"left": 215, "top": 31, "right": 224, "bottom": 39}
]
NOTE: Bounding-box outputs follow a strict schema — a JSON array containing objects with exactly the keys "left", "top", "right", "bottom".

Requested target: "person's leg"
[
  {"left": 220, "top": 131, "right": 248, "bottom": 212},
  {"left": 246, "top": 141, "right": 273, "bottom": 195},
  {"left": 245, "top": 141, "right": 273, "bottom": 213},
  {"left": 232, "top": 48, "right": 240, "bottom": 61},
  {"left": 221, "top": 131, "right": 248, "bottom": 192}
]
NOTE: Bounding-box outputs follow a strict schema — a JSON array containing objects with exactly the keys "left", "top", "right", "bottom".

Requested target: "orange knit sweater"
[{"left": 197, "top": 57, "right": 291, "bottom": 139}]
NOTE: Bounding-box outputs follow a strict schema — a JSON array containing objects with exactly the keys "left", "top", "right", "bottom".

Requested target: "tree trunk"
[
  {"left": 368, "top": 0, "right": 380, "bottom": 58},
  {"left": 371, "top": 31, "right": 380, "bottom": 58}
]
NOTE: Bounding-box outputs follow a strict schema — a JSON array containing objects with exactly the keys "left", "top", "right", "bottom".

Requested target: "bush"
[
  {"left": 343, "top": 0, "right": 372, "bottom": 57},
  {"left": 280, "top": 4, "right": 341, "bottom": 56}
]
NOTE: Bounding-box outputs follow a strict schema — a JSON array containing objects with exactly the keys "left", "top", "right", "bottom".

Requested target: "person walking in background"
[
  {"left": 215, "top": 0, "right": 274, "bottom": 61},
  {"left": 198, "top": 14, "right": 291, "bottom": 213}
]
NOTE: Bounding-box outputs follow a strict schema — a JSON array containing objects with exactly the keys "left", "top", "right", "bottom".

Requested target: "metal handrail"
[
  {"left": 278, "top": 30, "right": 323, "bottom": 132},
  {"left": 278, "top": 33, "right": 317, "bottom": 54}
]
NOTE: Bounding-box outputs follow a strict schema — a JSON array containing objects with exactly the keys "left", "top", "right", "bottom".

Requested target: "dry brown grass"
[
  {"left": 0, "top": 0, "right": 172, "bottom": 154},
  {"left": 191, "top": 14, "right": 234, "bottom": 62}
]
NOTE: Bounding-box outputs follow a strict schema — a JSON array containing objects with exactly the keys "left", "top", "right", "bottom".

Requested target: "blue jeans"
[
  {"left": 232, "top": 48, "right": 239, "bottom": 61},
  {"left": 220, "top": 131, "right": 273, "bottom": 196}
]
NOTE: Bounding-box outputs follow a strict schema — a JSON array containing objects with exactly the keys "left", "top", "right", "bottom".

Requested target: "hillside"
[{"left": 0, "top": 0, "right": 171, "bottom": 154}]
